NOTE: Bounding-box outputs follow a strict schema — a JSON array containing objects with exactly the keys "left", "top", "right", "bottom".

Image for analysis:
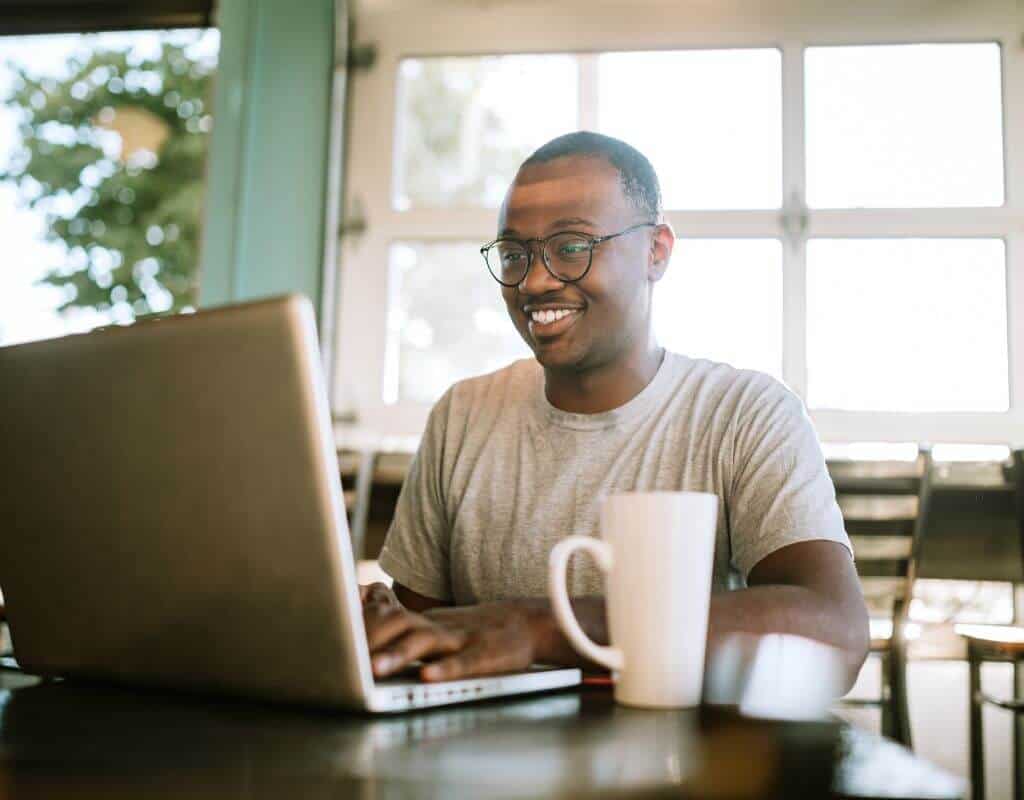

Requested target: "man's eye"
[
  {"left": 558, "top": 242, "right": 589, "bottom": 257},
  {"left": 502, "top": 252, "right": 524, "bottom": 264}
]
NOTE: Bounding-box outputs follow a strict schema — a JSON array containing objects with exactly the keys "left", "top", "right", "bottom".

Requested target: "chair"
[
  {"left": 336, "top": 432, "right": 417, "bottom": 562},
  {"left": 957, "top": 449, "right": 1024, "bottom": 800},
  {"left": 829, "top": 445, "right": 935, "bottom": 749},
  {"left": 337, "top": 447, "right": 380, "bottom": 560}
]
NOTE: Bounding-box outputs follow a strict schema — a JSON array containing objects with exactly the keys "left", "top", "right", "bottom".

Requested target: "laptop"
[{"left": 0, "top": 294, "right": 580, "bottom": 712}]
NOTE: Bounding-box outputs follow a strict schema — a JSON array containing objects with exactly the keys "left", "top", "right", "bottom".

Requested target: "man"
[{"left": 362, "top": 131, "right": 869, "bottom": 690}]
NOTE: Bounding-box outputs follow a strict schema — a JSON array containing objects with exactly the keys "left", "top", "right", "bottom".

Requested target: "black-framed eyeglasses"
[{"left": 480, "top": 222, "right": 657, "bottom": 287}]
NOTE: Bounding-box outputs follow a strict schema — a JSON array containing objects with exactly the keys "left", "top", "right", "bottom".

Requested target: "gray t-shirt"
[{"left": 378, "top": 352, "right": 851, "bottom": 604}]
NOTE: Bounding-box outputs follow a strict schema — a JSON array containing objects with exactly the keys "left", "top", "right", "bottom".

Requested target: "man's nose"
[{"left": 517, "top": 245, "right": 565, "bottom": 296}]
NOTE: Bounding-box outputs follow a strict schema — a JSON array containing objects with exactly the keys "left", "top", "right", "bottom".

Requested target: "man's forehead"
[{"left": 499, "top": 157, "right": 628, "bottom": 232}]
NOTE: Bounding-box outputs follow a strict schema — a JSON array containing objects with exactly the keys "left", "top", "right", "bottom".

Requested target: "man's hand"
[{"left": 360, "top": 582, "right": 538, "bottom": 682}]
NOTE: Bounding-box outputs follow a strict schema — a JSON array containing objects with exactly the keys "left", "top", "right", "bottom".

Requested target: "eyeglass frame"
[{"left": 480, "top": 222, "right": 658, "bottom": 288}]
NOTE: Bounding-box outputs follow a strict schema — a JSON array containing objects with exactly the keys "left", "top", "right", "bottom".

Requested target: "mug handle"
[{"left": 548, "top": 536, "right": 624, "bottom": 672}]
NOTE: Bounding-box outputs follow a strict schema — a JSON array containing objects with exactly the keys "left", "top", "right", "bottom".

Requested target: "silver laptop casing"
[{"left": 0, "top": 295, "right": 579, "bottom": 711}]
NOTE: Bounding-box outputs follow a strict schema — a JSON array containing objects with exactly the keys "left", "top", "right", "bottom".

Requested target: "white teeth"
[{"left": 530, "top": 309, "right": 576, "bottom": 324}]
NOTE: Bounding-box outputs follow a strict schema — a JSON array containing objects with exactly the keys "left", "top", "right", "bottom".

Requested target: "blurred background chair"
[
  {"left": 0, "top": 601, "right": 7, "bottom": 656},
  {"left": 336, "top": 429, "right": 418, "bottom": 584},
  {"left": 956, "top": 449, "right": 1024, "bottom": 800},
  {"left": 830, "top": 445, "right": 935, "bottom": 749},
  {"left": 339, "top": 448, "right": 379, "bottom": 560}
]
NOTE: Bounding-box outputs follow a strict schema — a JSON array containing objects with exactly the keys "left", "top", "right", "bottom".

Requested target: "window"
[
  {"left": 0, "top": 29, "right": 218, "bottom": 347},
  {"left": 335, "top": 2, "right": 1023, "bottom": 443},
  {"left": 653, "top": 239, "right": 783, "bottom": 378},
  {"left": 805, "top": 43, "right": 1004, "bottom": 209},
  {"left": 385, "top": 240, "right": 530, "bottom": 404},
  {"left": 371, "top": 50, "right": 785, "bottom": 407},
  {"left": 807, "top": 238, "right": 1009, "bottom": 412},
  {"left": 393, "top": 55, "right": 578, "bottom": 210},
  {"left": 598, "top": 49, "right": 783, "bottom": 210}
]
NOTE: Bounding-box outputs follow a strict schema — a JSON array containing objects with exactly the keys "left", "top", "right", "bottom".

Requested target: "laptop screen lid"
[{"left": 0, "top": 295, "right": 376, "bottom": 706}]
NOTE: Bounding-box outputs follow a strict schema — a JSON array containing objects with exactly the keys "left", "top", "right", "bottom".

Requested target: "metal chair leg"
[
  {"left": 888, "top": 630, "right": 913, "bottom": 748},
  {"left": 889, "top": 667, "right": 912, "bottom": 749},
  {"left": 878, "top": 650, "right": 896, "bottom": 740},
  {"left": 349, "top": 449, "right": 378, "bottom": 561},
  {"left": 1016, "top": 661, "right": 1023, "bottom": 800},
  {"left": 970, "top": 645, "right": 985, "bottom": 800}
]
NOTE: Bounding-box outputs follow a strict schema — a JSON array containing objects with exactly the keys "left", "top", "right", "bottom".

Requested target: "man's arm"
[
  {"left": 394, "top": 583, "right": 447, "bottom": 613},
  {"left": 527, "top": 539, "right": 868, "bottom": 689},
  {"left": 710, "top": 540, "right": 869, "bottom": 686},
  {"left": 363, "top": 539, "right": 869, "bottom": 691}
]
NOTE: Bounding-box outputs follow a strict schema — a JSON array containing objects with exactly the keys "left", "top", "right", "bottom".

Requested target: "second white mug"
[{"left": 548, "top": 491, "right": 718, "bottom": 708}]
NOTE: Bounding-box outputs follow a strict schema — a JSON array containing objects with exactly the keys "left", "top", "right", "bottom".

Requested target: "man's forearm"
[
  {"left": 706, "top": 584, "right": 868, "bottom": 689},
  {"left": 522, "top": 596, "right": 609, "bottom": 669},
  {"left": 512, "top": 586, "right": 867, "bottom": 689}
]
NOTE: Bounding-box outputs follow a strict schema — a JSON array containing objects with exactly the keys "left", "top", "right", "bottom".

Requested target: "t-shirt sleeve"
[
  {"left": 376, "top": 392, "right": 453, "bottom": 602},
  {"left": 727, "top": 378, "right": 852, "bottom": 581}
]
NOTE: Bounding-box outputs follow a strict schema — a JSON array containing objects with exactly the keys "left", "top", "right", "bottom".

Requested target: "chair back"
[
  {"left": 827, "top": 446, "right": 934, "bottom": 622},
  {"left": 828, "top": 445, "right": 933, "bottom": 747}
]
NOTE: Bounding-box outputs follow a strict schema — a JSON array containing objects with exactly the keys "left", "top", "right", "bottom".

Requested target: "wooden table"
[{"left": 0, "top": 679, "right": 964, "bottom": 799}]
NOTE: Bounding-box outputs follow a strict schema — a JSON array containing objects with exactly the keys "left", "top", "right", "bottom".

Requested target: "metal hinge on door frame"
[
  {"left": 347, "top": 42, "right": 377, "bottom": 71},
  {"left": 320, "top": 3, "right": 375, "bottom": 399},
  {"left": 780, "top": 190, "right": 809, "bottom": 248},
  {"left": 338, "top": 32, "right": 375, "bottom": 241}
]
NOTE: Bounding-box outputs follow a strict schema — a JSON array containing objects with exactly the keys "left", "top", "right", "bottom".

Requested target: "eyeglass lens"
[{"left": 487, "top": 232, "right": 593, "bottom": 285}]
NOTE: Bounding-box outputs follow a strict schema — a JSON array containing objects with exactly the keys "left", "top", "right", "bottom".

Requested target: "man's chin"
[{"left": 531, "top": 341, "right": 585, "bottom": 371}]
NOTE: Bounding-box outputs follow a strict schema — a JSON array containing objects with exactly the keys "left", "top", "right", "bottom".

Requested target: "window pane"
[
  {"left": 599, "top": 50, "right": 782, "bottom": 210},
  {"left": 806, "top": 239, "right": 1008, "bottom": 411},
  {"left": 393, "top": 56, "right": 578, "bottom": 210},
  {"left": 653, "top": 239, "right": 782, "bottom": 377},
  {"left": 386, "top": 241, "right": 530, "bottom": 404},
  {"left": 806, "top": 44, "right": 1004, "bottom": 208},
  {"left": 0, "top": 30, "right": 218, "bottom": 346}
]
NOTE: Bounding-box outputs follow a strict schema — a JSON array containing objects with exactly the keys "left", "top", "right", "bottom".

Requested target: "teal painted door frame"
[{"left": 199, "top": 0, "right": 337, "bottom": 313}]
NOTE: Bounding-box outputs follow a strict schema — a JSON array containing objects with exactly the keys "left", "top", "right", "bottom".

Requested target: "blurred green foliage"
[
  {"left": 0, "top": 38, "right": 215, "bottom": 317},
  {"left": 398, "top": 58, "right": 531, "bottom": 208}
]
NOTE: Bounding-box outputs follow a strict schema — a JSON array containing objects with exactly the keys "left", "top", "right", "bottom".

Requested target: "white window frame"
[{"left": 332, "top": 0, "right": 1024, "bottom": 445}]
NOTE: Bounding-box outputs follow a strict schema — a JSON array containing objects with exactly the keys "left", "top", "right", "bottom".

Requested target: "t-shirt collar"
[{"left": 535, "top": 350, "right": 680, "bottom": 431}]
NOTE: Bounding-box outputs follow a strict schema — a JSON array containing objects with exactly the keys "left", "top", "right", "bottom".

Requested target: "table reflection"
[{"left": 0, "top": 681, "right": 960, "bottom": 798}]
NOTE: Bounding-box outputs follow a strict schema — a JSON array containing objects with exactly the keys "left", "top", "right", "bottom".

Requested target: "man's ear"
[{"left": 647, "top": 223, "right": 675, "bottom": 283}]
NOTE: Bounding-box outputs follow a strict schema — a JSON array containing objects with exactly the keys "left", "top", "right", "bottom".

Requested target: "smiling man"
[{"left": 362, "top": 131, "right": 869, "bottom": 689}]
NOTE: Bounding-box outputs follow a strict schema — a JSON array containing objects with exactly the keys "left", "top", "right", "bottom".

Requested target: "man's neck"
[{"left": 543, "top": 342, "right": 665, "bottom": 415}]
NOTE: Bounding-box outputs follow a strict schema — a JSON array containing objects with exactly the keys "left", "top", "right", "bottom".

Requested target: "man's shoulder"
[
  {"left": 668, "top": 352, "right": 793, "bottom": 410},
  {"left": 430, "top": 358, "right": 540, "bottom": 422}
]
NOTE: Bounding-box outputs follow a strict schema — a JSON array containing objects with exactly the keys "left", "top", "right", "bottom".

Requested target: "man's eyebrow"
[
  {"left": 497, "top": 217, "right": 596, "bottom": 237},
  {"left": 548, "top": 216, "right": 596, "bottom": 230}
]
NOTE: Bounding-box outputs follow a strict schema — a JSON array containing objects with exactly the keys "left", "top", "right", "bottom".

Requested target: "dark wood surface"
[
  {"left": 831, "top": 460, "right": 1019, "bottom": 583},
  {"left": 0, "top": 677, "right": 965, "bottom": 799},
  {"left": 918, "top": 482, "right": 1019, "bottom": 582}
]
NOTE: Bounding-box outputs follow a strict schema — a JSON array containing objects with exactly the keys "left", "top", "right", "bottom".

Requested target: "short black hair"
[{"left": 520, "top": 131, "right": 662, "bottom": 220}]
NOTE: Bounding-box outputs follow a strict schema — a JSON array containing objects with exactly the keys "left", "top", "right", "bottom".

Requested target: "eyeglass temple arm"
[{"left": 592, "top": 221, "right": 658, "bottom": 247}]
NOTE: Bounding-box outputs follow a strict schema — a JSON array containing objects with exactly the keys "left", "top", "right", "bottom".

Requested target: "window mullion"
[
  {"left": 660, "top": 210, "right": 782, "bottom": 237},
  {"left": 1002, "top": 36, "right": 1024, "bottom": 423},
  {"left": 578, "top": 53, "right": 599, "bottom": 130},
  {"left": 781, "top": 41, "right": 808, "bottom": 399},
  {"left": 1009, "top": 232, "right": 1024, "bottom": 424},
  {"left": 808, "top": 208, "right": 1018, "bottom": 237}
]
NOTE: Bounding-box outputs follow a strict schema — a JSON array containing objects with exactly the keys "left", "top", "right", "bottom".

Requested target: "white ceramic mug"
[{"left": 548, "top": 491, "right": 718, "bottom": 708}]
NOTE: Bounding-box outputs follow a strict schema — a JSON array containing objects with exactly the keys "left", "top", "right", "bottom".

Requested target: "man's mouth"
[{"left": 525, "top": 306, "right": 584, "bottom": 339}]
